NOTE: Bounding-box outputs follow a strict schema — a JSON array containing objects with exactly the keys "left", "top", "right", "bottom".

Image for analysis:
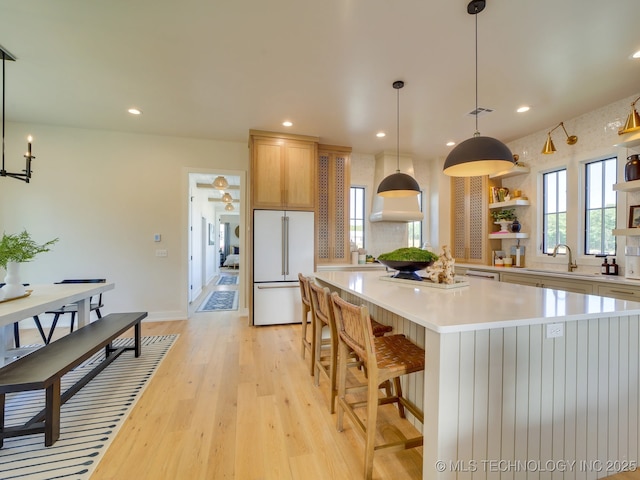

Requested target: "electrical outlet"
[
  {"left": 546, "top": 323, "right": 564, "bottom": 338},
  {"left": 155, "top": 249, "right": 168, "bottom": 257}
]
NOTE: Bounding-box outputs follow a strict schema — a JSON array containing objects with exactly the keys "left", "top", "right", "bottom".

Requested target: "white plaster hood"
[{"left": 369, "top": 151, "right": 423, "bottom": 223}]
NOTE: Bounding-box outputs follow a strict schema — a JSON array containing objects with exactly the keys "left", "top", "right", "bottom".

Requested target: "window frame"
[
  {"left": 583, "top": 156, "right": 617, "bottom": 256},
  {"left": 541, "top": 167, "right": 568, "bottom": 255},
  {"left": 349, "top": 185, "right": 366, "bottom": 250}
]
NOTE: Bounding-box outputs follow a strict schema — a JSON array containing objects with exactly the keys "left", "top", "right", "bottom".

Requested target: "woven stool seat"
[
  {"left": 374, "top": 334, "right": 425, "bottom": 374},
  {"left": 331, "top": 292, "right": 424, "bottom": 480}
]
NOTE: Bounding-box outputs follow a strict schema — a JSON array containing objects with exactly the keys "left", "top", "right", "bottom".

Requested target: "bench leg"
[
  {"left": 0, "top": 393, "right": 5, "bottom": 448},
  {"left": 45, "top": 380, "right": 61, "bottom": 447},
  {"left": 135, "top": 322, "right": 141, "bottom": 357}
]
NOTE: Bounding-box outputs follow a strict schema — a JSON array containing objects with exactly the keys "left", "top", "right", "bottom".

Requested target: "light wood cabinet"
[
  {"left": 316, "top": 145, "right": 351, "bottom": 264},
  {"left": 250, "top": 130, "right": 318, "bottom": 210},
  {"left": 501, "top": 272, "right": 594, "bottom": 294},
  {"left": 597, "top": 283, "right": 640, "bottom": 302},
  {"left": 451, "top": 176, "right": 500, "bottom": 264}
]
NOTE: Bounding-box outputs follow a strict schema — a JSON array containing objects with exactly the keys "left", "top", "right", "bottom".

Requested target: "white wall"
[{"left": 0, "top": 122, "right": 248, "bottom": 320}]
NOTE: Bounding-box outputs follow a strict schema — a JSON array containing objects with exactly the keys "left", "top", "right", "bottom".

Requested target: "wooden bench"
[{"left": 0, "top": 311, "right": 147, "bottom": 447}]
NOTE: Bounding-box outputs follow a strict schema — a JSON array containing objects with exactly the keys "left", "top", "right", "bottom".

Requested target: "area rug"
[
  {"left": 197, "top": 290, "right": 239, "bottom": 312},
  {"left": 0, "top": 334, "right": 177, "bottom": 480},
  {"left": 214, "top": 274, "right": 239, "bottom": 286}
]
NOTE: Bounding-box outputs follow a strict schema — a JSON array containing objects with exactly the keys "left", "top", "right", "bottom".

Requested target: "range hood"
[{"left": 369, "top": 152, "right": 423, "bottom": 222}]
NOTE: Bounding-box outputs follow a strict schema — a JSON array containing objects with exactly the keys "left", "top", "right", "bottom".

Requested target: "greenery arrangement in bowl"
[
  {"left": 0, "top": 230, "right": 59, "bottom": 269},
  {"left": 490, "top": 209, "right": 517, "bottom": 222}
]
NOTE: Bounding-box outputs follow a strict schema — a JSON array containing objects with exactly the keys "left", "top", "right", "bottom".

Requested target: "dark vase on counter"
[
  {"left": 510, "top": 219, "right": 521, "bottom": 233},
  {"left": 625, "top": 154, "right": 640, "bottom": 182}
]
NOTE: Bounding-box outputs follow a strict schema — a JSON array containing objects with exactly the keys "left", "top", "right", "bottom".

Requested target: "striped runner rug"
[{"left": 0, "top": 334, "right": 177, "bottom": 480}]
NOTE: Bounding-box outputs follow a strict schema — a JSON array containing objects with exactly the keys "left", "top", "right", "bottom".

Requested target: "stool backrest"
[
  {"left": 308, "top": 281, "right": 335, "bottom": 331},
  {"left": 298, "top": 273, "right": 311, "bottom": 308},
  {"left": 330, "top": 292, "right": 374, "bottom": 364}
]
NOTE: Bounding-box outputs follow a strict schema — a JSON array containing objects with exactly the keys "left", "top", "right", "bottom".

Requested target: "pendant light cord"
[
  {"left": 474, "top": 8, "right": 479, "bottom": 136},
  {"left": 396, "top": 84, "right": 400, "bottom": 173}
]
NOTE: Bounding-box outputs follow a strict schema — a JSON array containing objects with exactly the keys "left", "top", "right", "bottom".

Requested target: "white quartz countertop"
[{"left": 313, "top": 270, "right": 640, "bottom": 333}]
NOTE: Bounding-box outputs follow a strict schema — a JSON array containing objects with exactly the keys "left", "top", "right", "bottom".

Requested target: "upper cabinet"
[
  {"left": 316, "top": 145, "right": 351, "bottom": 264},
  {"left": 250, "top": 130, "right": 319, "bottom": 210}
]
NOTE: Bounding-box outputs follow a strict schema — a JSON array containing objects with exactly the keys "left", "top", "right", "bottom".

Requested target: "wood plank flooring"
[{"left": 19, "top": 308, "right": 423, "bottom": 479}]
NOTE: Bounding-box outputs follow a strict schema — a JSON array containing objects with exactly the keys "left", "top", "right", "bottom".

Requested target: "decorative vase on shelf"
[
  {"left": 625, "top": 154, "right": 640, "bottom": 182},
  {"left": 3, "top": 261, "right": 26, "bottom": 299},
  {"left": 510, "top": 219, "right": 521, "bottom": 233},
  {"left": 494, "top": 221, "right": 512, "bottom": 233}
]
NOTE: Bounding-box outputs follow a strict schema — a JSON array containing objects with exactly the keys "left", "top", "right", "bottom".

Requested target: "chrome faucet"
[{"left": 552, "top": 244, "right": 578, "bottom": 272}]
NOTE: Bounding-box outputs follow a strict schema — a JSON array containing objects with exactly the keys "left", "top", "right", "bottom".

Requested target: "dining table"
[{"left": 0, "top": 282, "right": 115, "bottom": 366}]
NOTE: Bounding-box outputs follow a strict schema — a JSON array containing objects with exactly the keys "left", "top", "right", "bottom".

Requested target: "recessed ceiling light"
[
  {"left": 282, "top": 121, "right": 293, "bottom": 127},
  {"left": 633, "top": 50, "right": 640, "bottom": 59},
  {"left": 446, "top": 141, "right": 456, "bottom": 147},
  {"left": 376, "top": 132, "right": 386, "bottom": 138},
  {"left": 516, "top": 106, "right": 530, "bottom": 113},
  {"left": 128, "top": 108, "right": 142, "bottom": 115}
]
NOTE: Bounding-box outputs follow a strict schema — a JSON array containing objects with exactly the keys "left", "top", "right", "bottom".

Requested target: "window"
[
  {"left": 585, "top": 157, "right": 617, "bottom": 255},
  {"left": 542, "top": 169, "right": 567, "bottom": 254},
  {"left": 407, "top": 191, "right": 423, "bottom": 247},
  {"left": 349, "top": 186, "right": 365, "bottom": 249}
]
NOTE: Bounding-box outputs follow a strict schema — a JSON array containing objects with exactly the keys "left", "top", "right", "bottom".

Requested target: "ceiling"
[{"left": 1, "top": 0, "right": 639, "bottom": 161}]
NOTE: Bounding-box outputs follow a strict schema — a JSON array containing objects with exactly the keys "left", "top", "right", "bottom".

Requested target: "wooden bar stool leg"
[
  {"left": 336, "top": 341, "right": 349, "bottom": 432},
  {"left": 365, "top": 372, "right": 381, "bottom": 480},
  {"left": 393, "top": 377, "right": 406, "bottom": 418}
]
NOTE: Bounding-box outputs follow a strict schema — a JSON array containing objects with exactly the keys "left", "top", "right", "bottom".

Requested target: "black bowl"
[{"left": 377, "top": 259, "right": 434, "bottom": 280}]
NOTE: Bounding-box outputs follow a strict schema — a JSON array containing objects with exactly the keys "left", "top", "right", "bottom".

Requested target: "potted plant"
[
  {"left": 0, "top": 230, "right": 58, "bottom": 299},
  {"left": 491, "top": 209, "right": 517, "bottom": 233}
]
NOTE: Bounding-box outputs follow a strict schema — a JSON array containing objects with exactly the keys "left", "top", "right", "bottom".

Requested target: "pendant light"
[
  {"left": 0, "top": 45, "right": 35, "bottom": 183},
  {"left": 376, "top": 80, "right": 420, "bottom": 198},
  {"left": 443, "top": 0, "right": 514, "bottom": 177},
  {"left": 221, "top": 192, "right": 233, "bottom": 203},
  {"left": 212, "top": 175, "right": 229, "bottom": 190}
]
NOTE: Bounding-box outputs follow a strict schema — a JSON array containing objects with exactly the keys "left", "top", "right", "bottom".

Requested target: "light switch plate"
[
  {"left": 155, "top": 249, "right": 168, "bottom": 257},
  {"left": 154, "top": 234, "right": 161, "bottom": 242}
]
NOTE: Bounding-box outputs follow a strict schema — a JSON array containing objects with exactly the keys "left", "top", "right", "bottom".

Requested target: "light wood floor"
[
  {"left": 19, "top": 308, "right": 423, "bottom": 478},
  {"left": 18, "top": 310, "right": 640, "bottom": 480}
]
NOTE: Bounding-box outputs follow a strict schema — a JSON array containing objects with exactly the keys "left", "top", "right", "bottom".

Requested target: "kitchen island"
[{"left": 314, "top": 270, "right": 640, "bottom": 480}]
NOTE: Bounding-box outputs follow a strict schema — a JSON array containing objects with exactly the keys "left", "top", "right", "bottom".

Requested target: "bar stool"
[
  {"left": 310, "top": 282, "right": 393, "bottom": 413},
  {"left": 331, "top": 292, "right": 425, "bottom": 480},
  {"left": 298, "top": 273, "right": 314, "bottom": 376}
]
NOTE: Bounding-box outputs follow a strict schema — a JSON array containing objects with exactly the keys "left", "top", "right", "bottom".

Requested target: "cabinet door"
[
  {"left": 283, "top": 140, "right": 316, "bottom": 210},
  {"left": 598, "top": 284, "right": 640, "bottom": 302},
  {"left": 451, "top": 176, "right": 499, "bottom": 264},
  {"left": 252, "top": 137, "right": 285, "bottom": 208},
  {"left": 317, "top": 148, "right": 351, "bottom": 264}
]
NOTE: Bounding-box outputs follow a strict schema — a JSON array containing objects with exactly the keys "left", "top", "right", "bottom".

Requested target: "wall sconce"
[
  {"left": 1, "top": 45, "right": 35, "bottom": 183},
  {"left": 212, "top": 176, "right": 229, "bottom": 190},
  {"left": 618, "top": 96, "right": 640, "bottom": 135},
  {"left": 541, "top": 122, "right": 578, "bottom": 154},
  {"left": 221, "top": 192, "right": 233, "bottom": 203}
]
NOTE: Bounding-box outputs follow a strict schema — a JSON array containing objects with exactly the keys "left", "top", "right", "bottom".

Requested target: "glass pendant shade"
[
  {"left": 377, "top": 172, "right": 420, "bottom": 197},
  {"left": 443, "top": 135, "right": 514, "bottom": 177},
  {"left": 221, "top": 192, "right": 233, "bottom": 203},
  {"left": 213, "top": 176, "right": 229, "bottom": 190},
  {"left": 224, "top": 203, "right": 234, "bottom": 211}
]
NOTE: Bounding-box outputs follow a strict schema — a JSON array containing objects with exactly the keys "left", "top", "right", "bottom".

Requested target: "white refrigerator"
[{"left": 253, "top": 210, "right": 315, "bottom": 325}]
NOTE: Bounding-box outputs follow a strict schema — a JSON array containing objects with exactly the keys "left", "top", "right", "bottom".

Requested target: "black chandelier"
[{"left": 1, "top": 45, "right": 34, "bottom": 183}]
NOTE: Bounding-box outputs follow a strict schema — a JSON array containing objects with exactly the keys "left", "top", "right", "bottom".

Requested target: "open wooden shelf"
[
  {"left": 612, "top": 228, "right": 640, "bottom": 236},
  {"left": 488, "top": 232, "right": 529, "bottom": 239},
  {"left": 489, "top": 199, "right": 531, "bottom": 209},
  {"left": 489, "top": 165, "right": 530, "bottom": 179},
  {"left": 613, "top": 179, "right": 640, "bottom": 192}
]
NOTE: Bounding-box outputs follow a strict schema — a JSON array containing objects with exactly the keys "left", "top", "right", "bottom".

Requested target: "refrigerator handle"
[
  {"left": 284, "top": 215, "right": 290, "bottom": 275},
  {"left": 281, "top": 215, "right": 286, "bottom": 276}
]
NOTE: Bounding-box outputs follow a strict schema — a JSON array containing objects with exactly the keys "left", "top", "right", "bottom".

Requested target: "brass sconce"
[
  {"left": 541, "top": 122, "right": 578, "bottom": 154},
  {"left": 618, "top": 96, "right": 640, "bottom": 135}
]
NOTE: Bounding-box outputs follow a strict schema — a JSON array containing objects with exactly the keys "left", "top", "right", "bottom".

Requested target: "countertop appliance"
[
  {"left": 626, "top": 246, "right": 640, "bottom": 280},
  {"left": 253, "top": 209, "right": 315, "bottom": 325}
]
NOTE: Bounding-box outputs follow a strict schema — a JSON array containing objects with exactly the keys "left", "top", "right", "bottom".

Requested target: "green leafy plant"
[
  {"left": 0, "top": 230, "right": 59, "bottom": 269},
  {"left": 491, "top": 209, "right": 517, "bottom": 222},
  {"left": 377, "top": 247, "right": 439, "bottom": 263}
]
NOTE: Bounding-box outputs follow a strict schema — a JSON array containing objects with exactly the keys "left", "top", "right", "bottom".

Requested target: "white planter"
[{"left": 3, "top": 261, "right": 26, "bottom": 299}]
